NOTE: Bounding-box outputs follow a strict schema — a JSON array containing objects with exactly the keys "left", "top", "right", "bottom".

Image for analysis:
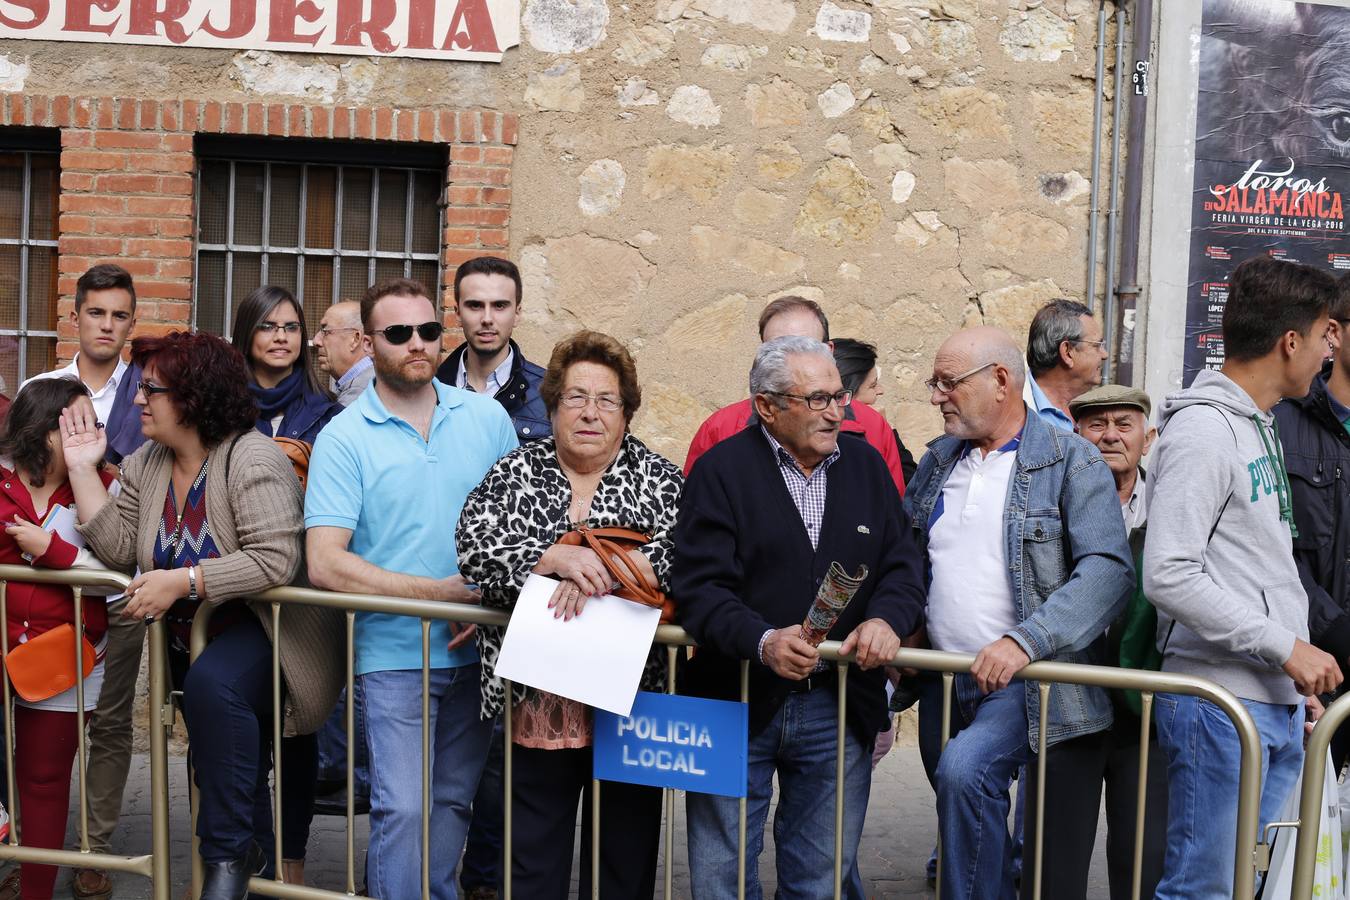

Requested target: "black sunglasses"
[{"left": 369, "top": 322, "right": 445, "bottom": 345}]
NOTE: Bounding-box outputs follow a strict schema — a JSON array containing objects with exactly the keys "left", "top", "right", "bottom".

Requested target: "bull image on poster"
[{"left": 1182, "top": 0, "right": 1350, "bottom": 384}]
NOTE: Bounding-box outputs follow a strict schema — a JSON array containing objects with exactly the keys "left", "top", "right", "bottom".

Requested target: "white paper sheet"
[{"left": 493, "top": 573, "right": 662, "bottom": 717}]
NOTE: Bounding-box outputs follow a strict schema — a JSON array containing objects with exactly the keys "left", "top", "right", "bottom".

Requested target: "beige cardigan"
[{"left": 80, "top": 430, "right": 343, "bottom": 735}]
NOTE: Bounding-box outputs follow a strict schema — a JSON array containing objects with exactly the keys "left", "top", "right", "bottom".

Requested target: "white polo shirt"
[
  {"left": 23, "top": 355, "right": 129, "bottom": 427},
  {"left": 926, "top": 437, "right": 1020, "bottom": 654}
]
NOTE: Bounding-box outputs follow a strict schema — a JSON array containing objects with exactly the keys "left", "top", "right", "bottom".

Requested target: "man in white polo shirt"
[{"left": 905, "top": 326, "right": 1132, "bottom": 900}]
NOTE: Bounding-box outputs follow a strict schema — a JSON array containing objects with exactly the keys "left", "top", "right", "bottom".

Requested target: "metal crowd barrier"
[
  {"left": 1286, "top": 691, "right": 1350, "bottom": 897},
  {"left": 0, "top": 567, "right": 1269, "bottom": 900}
]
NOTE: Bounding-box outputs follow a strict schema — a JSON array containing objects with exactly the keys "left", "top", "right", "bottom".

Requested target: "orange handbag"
[
  {"left": 558, "top": 524, "right": 675, "bottom": 623},
  {"left": 4, "top": 623, "right": 97, "bottom": 703}
]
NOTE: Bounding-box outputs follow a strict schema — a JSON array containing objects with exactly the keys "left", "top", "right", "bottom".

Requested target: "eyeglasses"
[
  {"left": 1068, "top": 338, "right": 1108, "bottom": 350},
  {"left": 924, "top": 362, "right": 995, "bottom": 395},
  {"left": 315, "top": 325, "right": 360, "bottom": 339},
  {"left": 256, "top": 321, "right": 302, "bottom": 335},
  {"left": 766, "top": 390, "right": 853, "bottom": 411},
  {"left": 560, "top": 392, "right": 623, "bottom": 412},
  {"left": 136, "top": 380, "right": 172, "bottom": 399},
  {"left": 369, "top": 322, "right": 445, "bottom": 345}
]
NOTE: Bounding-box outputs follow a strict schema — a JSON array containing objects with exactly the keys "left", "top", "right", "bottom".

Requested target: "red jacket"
[
  {"left": 683, "top": 398, "right": 906, "bottom": 495},
  {"left": 0, "top": 466, "right": 116, "bottom": 648}
]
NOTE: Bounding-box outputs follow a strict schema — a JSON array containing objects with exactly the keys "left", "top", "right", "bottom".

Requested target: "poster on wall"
[{"left": 1182, "top": 0, "right": 1350, "bottom": 385}]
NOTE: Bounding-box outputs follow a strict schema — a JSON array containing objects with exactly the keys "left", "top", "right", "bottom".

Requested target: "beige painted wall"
[{"left": 0, "top": 0, "right": 1119, "bottom": 465}]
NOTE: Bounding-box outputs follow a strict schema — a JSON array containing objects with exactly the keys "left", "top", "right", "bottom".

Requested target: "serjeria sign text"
[{"left": 0, "top": 0, "right": 519, "bottom": 61}]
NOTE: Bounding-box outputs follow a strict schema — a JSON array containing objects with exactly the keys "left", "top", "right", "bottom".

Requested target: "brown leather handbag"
[
  {"left": 558, "top": 524, "right": 675, "bottom": 623},
  {"left": 5, "top": 623, "right": 97, "bottom": 703}
]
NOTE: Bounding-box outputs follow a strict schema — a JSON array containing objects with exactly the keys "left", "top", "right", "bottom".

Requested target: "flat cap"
[{"left": 1069, "top": 384, "right": 1152, "bottom": 420}]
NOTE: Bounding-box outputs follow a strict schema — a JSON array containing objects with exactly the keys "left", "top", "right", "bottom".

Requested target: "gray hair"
[
  {"left": 980, "top": 340, "right": 1027, "bottom": 389},
  {"left": 750, "top": 335, "right": 835, "bottom": 404},
  {"left": 1026, "top": 298, "right": 1091, "bottom": 376}
]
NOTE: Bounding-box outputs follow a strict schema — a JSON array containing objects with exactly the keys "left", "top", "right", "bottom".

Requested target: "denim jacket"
[{"left": 905, "top": 406, "right": 1134, "bottom": 746}]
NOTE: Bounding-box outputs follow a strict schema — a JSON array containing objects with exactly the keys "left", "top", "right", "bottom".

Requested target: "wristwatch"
[{"left": 187, "top": 565, "right": 198, "bottom": 604}]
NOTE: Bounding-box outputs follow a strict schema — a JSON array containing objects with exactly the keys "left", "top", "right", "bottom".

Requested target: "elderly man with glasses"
[
  {"left": 314, "top": 300, "right": 374, "bottom": 407},
  {"left": 1023, "top": 298, "right": 1109, "bottom": 431},
  {"left": 904, "top": 326, "right": 1133, "bottom": 900},
  {"left": 673, "top": 335, "right": 926, "bottom": 899}
]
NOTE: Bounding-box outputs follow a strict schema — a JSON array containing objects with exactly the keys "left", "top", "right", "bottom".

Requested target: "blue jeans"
[
  {"left": 917, "top": 676, "right": 1030, "bottom": 900},
  {"left": 686, "top": 688, "right": 871, "bottom": 900},
  {"left": 316, "top": 683, "right": 371, "bottom": 797},
  {"left": 360, "top": 666, "right": 493, "bottom": 900},
  {"left": 1153, "top": 694, "right": 1304, "bottom": 900},
  {"left": 460, "top": 719, "right": 504, "bottom": 891}
]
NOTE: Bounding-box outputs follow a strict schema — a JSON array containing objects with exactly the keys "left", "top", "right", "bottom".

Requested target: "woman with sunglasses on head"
[
  {"left": 0, "top": 378, "right": 118, "bottom": 900},
  {"left": 230, "top": 286, "right": 343, "bottom": 885},
  {"left": 231, "top": 286, "right": 343, "bottom": 447},
  {"left": 64, "top": 332, "right": 342, "bottom": 900}
]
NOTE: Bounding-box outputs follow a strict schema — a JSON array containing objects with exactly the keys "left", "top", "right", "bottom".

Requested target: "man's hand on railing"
[
  {"left": 123, "top": 569, "right": 189, "bottom": 620},
  {"left": 1283, "top": 639, "right": 1343, "bottom": 698},
  {"left": 840, "top": 618, "right": 901, "bottom": 671},
  {"left": 762, "top": 626, "right": 819, "bottom": 680},
  {"left": 442, "top": 574, "right": 482, "bottom": 651},
  {"left": 971, "top": 637, "right": 1032, "bottom": 695}
]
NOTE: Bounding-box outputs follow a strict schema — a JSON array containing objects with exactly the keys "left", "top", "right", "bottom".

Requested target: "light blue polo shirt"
[
  {"left": 305, "top": 378, "right": 519, "bottom": 675},
  {"left": 1024, "top": 373, "right": 1076, "bottom": 433}
]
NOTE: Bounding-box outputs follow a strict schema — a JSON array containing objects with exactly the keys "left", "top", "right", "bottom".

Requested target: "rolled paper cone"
[{"left": 800, "top": 561, "right": 869, "bottom": 647}]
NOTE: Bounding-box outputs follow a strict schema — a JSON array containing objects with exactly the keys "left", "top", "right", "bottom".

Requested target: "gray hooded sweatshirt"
[{"left": 1142, "top": 368, "right": 1305, "bottom": 705}]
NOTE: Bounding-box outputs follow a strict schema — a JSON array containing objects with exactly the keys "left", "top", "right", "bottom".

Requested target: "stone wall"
[{"left": 0, "top": 0, "right": 1120, "bottom": 463}]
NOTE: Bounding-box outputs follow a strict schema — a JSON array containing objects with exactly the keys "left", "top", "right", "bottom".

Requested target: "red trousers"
[{"left": 13, "top": 705, "right": 79, "bottom": 900}]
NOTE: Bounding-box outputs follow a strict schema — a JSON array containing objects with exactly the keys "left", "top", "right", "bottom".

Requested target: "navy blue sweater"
[{"left": 673, "top": 426, "right": 926, "bottom": 745}]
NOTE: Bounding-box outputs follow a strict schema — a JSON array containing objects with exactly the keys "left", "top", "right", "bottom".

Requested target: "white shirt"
[
  {"left": 23, "top": 355, "right": 129, "bottom": 427},
  {"left": 926, "top": 440, "right": 1021, "bottom": 654},
  {"left": 455, "top": 349, "right": 514, "bottom": 395},
  {"left": 1122, "top": 471, "right": 1147, "bottom": 531}
]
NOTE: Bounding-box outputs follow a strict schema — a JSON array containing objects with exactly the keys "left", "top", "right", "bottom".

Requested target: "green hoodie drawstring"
[{"left": 1253, "top": 413, "right": 1299, "bottom": 538}]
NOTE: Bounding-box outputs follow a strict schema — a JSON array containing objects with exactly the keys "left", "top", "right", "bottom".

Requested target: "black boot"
[{"left": 201, "top": 842, "right": 265, "bottom": 900}]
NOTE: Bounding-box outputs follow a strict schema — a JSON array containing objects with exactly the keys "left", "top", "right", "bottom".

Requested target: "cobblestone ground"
[{"left": 39, "top": 740, "right": 1110, "bottom": 900}]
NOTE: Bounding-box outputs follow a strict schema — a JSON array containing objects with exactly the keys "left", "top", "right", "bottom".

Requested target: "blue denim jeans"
[
  {"left": 360, "top": 666, "right": 493, "bottom": 900},
  {"left": 686, "top": 687, "right": 871, "bottom": 900},
  {"left": 917, "top": 675, "right": 1030, "bottom": 900},
  {"left": 1153, "top": 693, "right": 1304, "bottom": 900},
  {"left": 316, "top": 683, "right": 370, "bottom": 797}
]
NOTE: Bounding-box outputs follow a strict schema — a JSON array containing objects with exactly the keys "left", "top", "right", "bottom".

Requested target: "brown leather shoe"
[{"left": 71, "top": 867, "right": 113, "bottom": 900}]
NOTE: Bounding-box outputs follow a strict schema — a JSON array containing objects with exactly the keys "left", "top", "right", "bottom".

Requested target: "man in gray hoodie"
[{"left": 1144, "top": 254, "right": 1343, "bottom": 899}]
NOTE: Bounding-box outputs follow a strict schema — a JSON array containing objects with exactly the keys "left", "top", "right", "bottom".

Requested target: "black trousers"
[
  {"left": 510, "top": 744, "right": 662, "bottom": 900},
  {"left": 1020, "top": 715, "right": 1168, "bottom": 900}
]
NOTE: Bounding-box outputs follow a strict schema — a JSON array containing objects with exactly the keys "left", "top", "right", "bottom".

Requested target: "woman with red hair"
[{"left": 64, "top": 331, "right": 341, "bottom": 900}]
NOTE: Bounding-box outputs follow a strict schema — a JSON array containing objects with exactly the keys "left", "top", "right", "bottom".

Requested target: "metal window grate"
[
  {"left": 0, "top": 148, "right": 60, "bottom": 396},
  {"left": 194, "top": 157, "right": 444, "bottom": 336}
]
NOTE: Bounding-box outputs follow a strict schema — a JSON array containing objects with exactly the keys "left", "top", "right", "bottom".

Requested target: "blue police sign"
[{"left": 593, "top": 692, "right": 748, "bottom": 798}]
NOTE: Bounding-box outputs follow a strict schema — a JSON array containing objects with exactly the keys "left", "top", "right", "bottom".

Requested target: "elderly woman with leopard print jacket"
[{"left": 456, "top": 329, "right": 683, "bottom": 900}]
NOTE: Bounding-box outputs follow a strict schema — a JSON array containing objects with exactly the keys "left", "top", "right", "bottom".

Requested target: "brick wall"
[{"left": 0, "top": 95, "right": 518, "bottom": 361}]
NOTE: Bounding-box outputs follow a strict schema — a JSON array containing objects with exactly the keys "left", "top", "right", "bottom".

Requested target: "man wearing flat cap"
[{"left": 1068, "top": 384, "right": 1167, "bottom": 900}]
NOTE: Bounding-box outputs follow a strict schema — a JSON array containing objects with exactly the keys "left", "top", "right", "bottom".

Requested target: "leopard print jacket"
[{"left": 456, "top": 433, "right": 684, "bottom": 721}]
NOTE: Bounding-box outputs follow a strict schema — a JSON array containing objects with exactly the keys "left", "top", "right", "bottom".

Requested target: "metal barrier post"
[
  {"left": 0, "top": 580, "right": 19, "bottom": 843},
  {"left": 72, "top": 586, "right": 91, "bottom": 852},
  {"left": 271, "top": 602, "right": 283, "bottom": 885},
  {"left": 1290, "top": 693, "right": 1350, "bottom": 895},
  {"left": 420, "top": 619, "right": 431, "bottom": 900},
  {"left": 503, "top": 677, "right": 514, "bottom": 900},
  {"left": 1031, "top": 682, "right": 1050, "bottom": 900},
  {"left": 344, "top": 611, "right": 356, "bottom": 896},
  {"left": 936, "top": 671, "right": 953, "bottom": 900},
  {"left": 664, "top": 645, "right": 677, "bottom": 900},
  {"left": 148, "top": 617, "right": 173, "bottom": 900},
  {"left": 834, "top": 660, "right": 847, "bottom": 900},
  {"left": 1130, "top": 692, "right": 1153, "bottom": 900}
]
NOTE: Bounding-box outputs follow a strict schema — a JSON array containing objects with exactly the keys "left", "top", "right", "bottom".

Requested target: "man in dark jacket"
[
  {"left": 674, "top": 335, "right": 925, "bottom": 899},
  {"left": 1274, "top": 274, "right": 1350, "bottom": 765},
  {"left": 435, "top": 255, "right": 550, "bottom": 444}
]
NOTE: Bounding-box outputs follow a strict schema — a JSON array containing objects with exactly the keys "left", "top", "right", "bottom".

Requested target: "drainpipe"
[
  {"left": 1086, "top": 1, "right": 1109, "bottom": 312},
  {"left": 1113, "top": 0, "right": 1154, "bottom": 386},
  {"left": 1102, "top": 1, "right": 1127, "bottom": 382}
]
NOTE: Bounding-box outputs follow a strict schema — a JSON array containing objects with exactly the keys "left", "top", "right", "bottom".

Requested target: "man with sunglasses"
[
  {"left": 904, "top": 326, "right": 1132, "bottom": 900},
  {"left": 1023, "top": 298, "right": 1108, "bottom": 432},
  {"left": 314, "top": 300, "right": 374, "bottom": 407},
  {"left": 1274, "top": 274, "right": 1350, "bottom": 772},
  {"left": 674, "top": 335, "right": 925, "bottom": 899},
  {"left": 305, "top": 278, "right": 518, "bottom": 900}
]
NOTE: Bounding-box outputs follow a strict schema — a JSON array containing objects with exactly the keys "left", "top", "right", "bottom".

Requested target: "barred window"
[
  {"left": 0, "top": 131, "right": 60, "bottom": 397},
  {"left": 194, "top": 138, "right": 445, "bottom": 336}
]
